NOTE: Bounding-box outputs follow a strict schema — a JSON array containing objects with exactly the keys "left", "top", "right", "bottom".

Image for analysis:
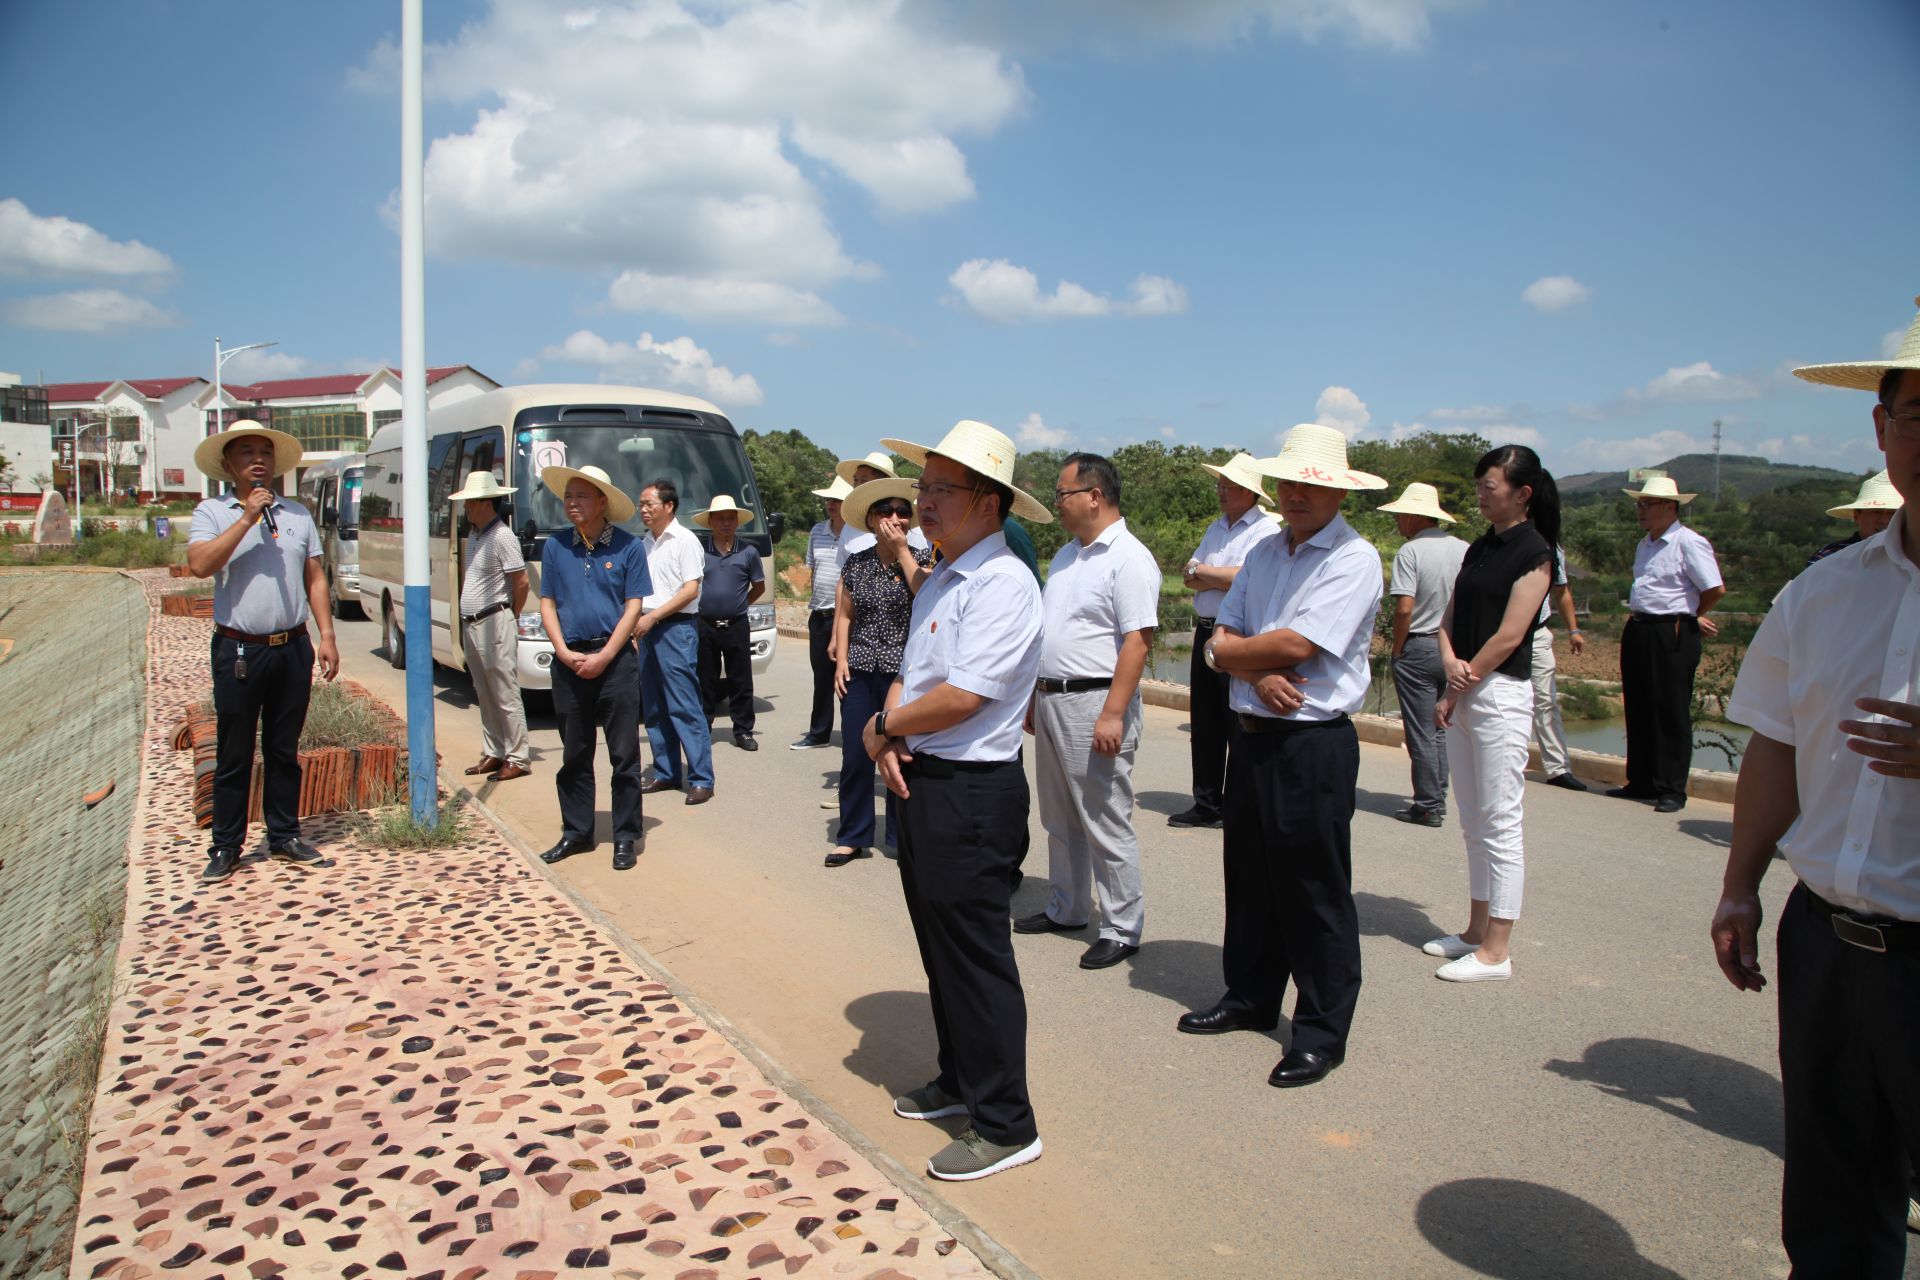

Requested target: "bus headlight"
[
  {"left": 517, "top": 611, "right": 545, "bottom": 639},
  {"left": 747, "top": 603, "right": 775, "bottom": 631}
]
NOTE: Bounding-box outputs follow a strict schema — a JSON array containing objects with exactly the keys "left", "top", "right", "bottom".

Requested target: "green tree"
[{"left": 741, "top": 428, "right": 840, "bottom": 534}]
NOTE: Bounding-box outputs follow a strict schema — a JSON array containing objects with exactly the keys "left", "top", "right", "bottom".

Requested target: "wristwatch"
[
  {"left": 875, "top": 709, "right": 892, "bottom": 739},
  {"left": 1203, "top": 639, "right": 1221, "bottom": 673}
]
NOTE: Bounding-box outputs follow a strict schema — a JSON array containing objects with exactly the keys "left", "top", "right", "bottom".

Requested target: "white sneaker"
[
  {"left": 1422, "top": 934, "right": 1476, "bottom": 959},
  {"left": 819, "top": 798, "right": 838, "bottom": 808},
  {"left": 1436, "top": 953, "right": 1512, "bottom": 982}
]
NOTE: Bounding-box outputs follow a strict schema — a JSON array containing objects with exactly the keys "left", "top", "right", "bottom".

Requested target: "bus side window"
[{"left": 427, "top": 434, "right": 461, "bottom": 538}]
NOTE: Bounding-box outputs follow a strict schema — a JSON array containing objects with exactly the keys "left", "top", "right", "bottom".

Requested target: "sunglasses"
[{"left": 869, "top": 501, "right": 913, "bottom": 520}]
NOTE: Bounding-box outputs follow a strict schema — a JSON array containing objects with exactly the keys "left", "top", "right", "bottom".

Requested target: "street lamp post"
[{"left": 211, "top": 337, "right": 278, "bottom": 494}]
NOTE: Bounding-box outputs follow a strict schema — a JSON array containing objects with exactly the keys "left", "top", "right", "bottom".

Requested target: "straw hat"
[
  {"left": 448, "top": 472, "right": 515, "bottom": 503},
  {"left": 194, "top": 420, "right": 303, "bottom": 481},
  {"left": 1793, "top": 297, "right": 1920, "bottom": 391},
  {"left": 811, "top": 475, "right": 855, "bottom": 502},
  {"left": 880, "top": 420, "right": 1053, "bottom": 524},
  {"left": 842, "top": 477, "right": 920, "bottom": 532},
  {"left": 1376, "top": 481, "right": 1457, "bottom": 523},
  {"left": 690, "top": 494, "right": 756, "bottom": 528},
  {"left": 1827, "top": 470, "right": 1904, "bottom": 517},
  {"left": 1200, "top": 453, "right": 1275, "bottom": 507},
  {"left": 835, "top": 451, "right": 898, "bottom": 485},
  {"left": 1622, "top": 474, "right": 1696, "bottom": 504},
  {"left": 541, "top": 464, "right": 636, "bottom": 523},
  {"left": 1252, "top": 424, "right": 1388, "bottom": 491}
]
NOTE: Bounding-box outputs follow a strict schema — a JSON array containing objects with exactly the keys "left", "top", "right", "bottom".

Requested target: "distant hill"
[{"left": 1558, "top": 453, "right": 1861, "bottom": 502}]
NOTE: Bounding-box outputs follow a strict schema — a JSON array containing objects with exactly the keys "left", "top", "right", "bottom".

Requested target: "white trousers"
[
  {"left": 465, "top": 610, "right": 530, "bottom": 768},
  {"left": 1035, "top": 688, "right": 1145, "bottom": 945},
  {"left": 1529, "top": 626, "right": 1571, "bottom": 778},
  {"left": 1445, "top": 672, "right": 1531, "bottom": 920}
]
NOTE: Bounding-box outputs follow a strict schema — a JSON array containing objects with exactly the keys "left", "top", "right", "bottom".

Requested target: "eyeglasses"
[
  {"left": 910, "top": 481, "right": 980, "bottom": 502},
  {"left": 636, "top": 498, "right": 663, "bottom": 511},
  {"left": 1886, "top": 411, "right": 1920, "bottom": 442},
  {"left": 1053, "top": 486, "right": 1095, "bottom": 503}
]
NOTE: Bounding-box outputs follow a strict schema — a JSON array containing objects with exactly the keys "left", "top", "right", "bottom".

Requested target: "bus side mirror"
[
  {"left": 520, "top": 520, "right": 539, "bottom": 558},
  {"left": 767, "top": 511, "right": 787, "bottom": 542}
]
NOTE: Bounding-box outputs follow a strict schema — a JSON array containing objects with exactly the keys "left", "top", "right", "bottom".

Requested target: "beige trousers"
[{"left": 465, "top": 610, "right": 529, "bottom": 767}]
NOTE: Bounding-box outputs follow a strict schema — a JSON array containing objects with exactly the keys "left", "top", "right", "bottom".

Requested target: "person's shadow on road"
[
  {"left": 842, "top": 989, "right": 942, "bottom": 1099},
  {"left": 1544, "top": 1037, "right": 1784, "bottom": 1157},
  {"left": 1356, "top": 891, "right": 1445, "bottom": 951},
  {"left": 1416, "top": 1177, "right": 1685, "bottom": 1278}
]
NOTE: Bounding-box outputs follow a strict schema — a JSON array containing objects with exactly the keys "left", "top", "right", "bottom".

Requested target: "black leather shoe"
[
  {"left": 1605, "top": 786, "right": 1654, "bottom": 800},
  {"left": 1393, "top": 805, "right": 1444, "bottom": 828},
  {"left": 1654, "top": 795, "right": 1686, "bottom": 813},
  {"left": 641, "top": 777, "right": 680, "bottom": 794},
  {"left": 1545, "top": 773, "right": 1589, "bottom": 792},
  {"left": 612, "top": 840, "right": 639, "bottom": 871},
  {"left": 685, "top": 786, "right": 714, "bottom": 806},
  {"left": 1268, "top": 1049, "right": 1342, "bottom": 1088},
  {"left": 540, "top": 836, "right": 593, "bottom": 864},
  {"left": 1167, "top": 806, "right": 1224, "bottom": 829},
  {"left": 1013, "top": 911, "right": 1087, "bottom": 934},
  {"left": 733, "top": 734, "right": 759, "bottom": 752},
  {"left": 823, "top": 846, "right": 870, "bottom": 868},
  {"left": 1079, "top": 939, "right": 1139, "bottom": 970},
  {"left": 202, "top": 848, "right": 240, "bottom": 884},
  {"left": 1177, "top": 1005, "right": 1280, "bottom": 1035},
  {"left": 269, "top": 838, "right": 326, "bottom": 868}
]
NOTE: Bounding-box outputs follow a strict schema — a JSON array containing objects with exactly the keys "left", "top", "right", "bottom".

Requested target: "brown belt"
[{"left": 216, "top": 624, "right": 302, "bottom": 646}]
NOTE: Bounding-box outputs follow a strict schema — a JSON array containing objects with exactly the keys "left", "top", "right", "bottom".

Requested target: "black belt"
[
  {"left": 700, "top": 614, "right": 746, "bottom": 627},
  {"left": 1237, "top": 712, "right": 1350, "bottom": 735},
  {"left": 905, "top": 752, "right": 1022, "bottom": 779},
  {"left": 1406, "top": 630, "right": 1438, "bottom": 638},
  {"left": 568, "top": 634, "right": 614, "bottom": 652},
  {"left": 462, "top": 600, "right": 512, "bottom": 624},
  {"left": 1035, "top": 677, "right": 1113, "bottom": 694},
  {"left": 1629, "top": 612, "right": 1694, "bottom": 623},
  {"left": 216, "top": 624, "right": 302, "bottom": 646},
  {"left": 1194, "top": 616, "right": 1217, "bottom": 631},
  {"left": 1805, "top": 887, "right": 1920, "bottom": 953},
  {"left": 654, "top": 611, "right": 696, "bottom": 626}
]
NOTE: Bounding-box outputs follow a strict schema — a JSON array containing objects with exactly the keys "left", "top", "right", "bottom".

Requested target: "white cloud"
[
  {"left": 0, "top": 200, "right": 175, "bottom": 278},
  {"left": 0, "top": 289, "right": 183, "bottom": 333},
  {"left": 790, "top": 126, "right": 976, "bottom": 216},
  {"left": 1883, "top": 328, "right": 1907, "bottom": 358},
  {"left": 1160, "top": 425, "right": 1177, "bottom": 439},
  {"left": 609, "top": 272, "right": 844, "bottom": 327},
  {"left": 1628, "top": 360, "right": 1770, "bottom": 404},
  {"left": 1016, "top": 412, "right": 1070, "bottom": 447},
  {"left": 1427, "top": 403, "right": 1510, "bottom": 422},
  {"left": 947, "top": 259, "right": 1189, "bottom": 323},
  {"left": 220, "top": 350, "right": 313, "bottom": 382},
  {"left": 1522, "top": 274, "right": 1589, "bottom": 312},
  {"left": 1563, "top": 428, "right": 1709, "bottom": 469},
  {"left": 533, "top": 329, "right": 764, "bottom": 405},
  {"left": 1312, "top": 385, "right": 1371, "bottom": 438}
]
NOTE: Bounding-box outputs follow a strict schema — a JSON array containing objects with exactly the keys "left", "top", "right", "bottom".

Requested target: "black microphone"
[{"left": 260, "top": 501, "right": 279, "bottom": 540}]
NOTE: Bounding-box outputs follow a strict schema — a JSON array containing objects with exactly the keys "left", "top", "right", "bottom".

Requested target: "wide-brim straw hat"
[
  {"left": 1793, "top": 296, "right": 1920, "bottom": 391},
  {"left": 881, "top": 421, "right": 1053, "bottom": 524},
  {"left": 1252, "top": 424, "right": 1388, "bottom": 491},
  {"left": 1377, "top": 481, "right": 1457, "bottom": 523},
  {"left": 1623, "top": 475, "right": 1696, "bottom": 504},
  {"left": 194, "top": 420, "right": 303, "bottom": 482},
  {"left": 448, "top": 472, "right": 516, "bottom": 502},
  {"left": 811, "top": 475, "right": 855, "bottom": 502},
  {"left": 842, "top": 477, "right": 920, "bottom": 532},
  {"left": 1200, "top": 452, "right": 1275, "bottom": 507},
  {"left": 541, "top": 464, "right": 636, "bottom": 523},
  {"left": 1827, "top": 469, "right": 1904, "bottom": 517},
  {"left": 691, "top": 494, "right": 756, "bottom": 528},
  {"left": 835, "top": 451, "right": 898, "bottom": 484}
]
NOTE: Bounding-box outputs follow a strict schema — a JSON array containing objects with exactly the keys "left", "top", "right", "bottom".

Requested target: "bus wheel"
[{"left": 383, "top": 599, "right": 405, "bottom": 669}]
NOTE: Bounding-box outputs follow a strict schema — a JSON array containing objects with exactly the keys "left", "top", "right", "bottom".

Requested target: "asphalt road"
[{"left": 329, "top": 609, "right": 1878, "bottom": 1280}]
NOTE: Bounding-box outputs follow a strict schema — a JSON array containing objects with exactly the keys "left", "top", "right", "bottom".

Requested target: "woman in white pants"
[{"left": 1426, "top": 445, "right": 1559, "bottom": 982}]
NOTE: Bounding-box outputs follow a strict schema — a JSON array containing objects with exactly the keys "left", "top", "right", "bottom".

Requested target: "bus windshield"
[
  {"left": 340, "top": 473, "right": 362, "bottom": 533},
  {"left": 514, "top": 425, "right": 765, "bottom": 542}
]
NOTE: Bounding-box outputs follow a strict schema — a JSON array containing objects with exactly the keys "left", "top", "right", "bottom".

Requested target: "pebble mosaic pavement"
[{"left": 70, "top": 569, "right": 990, "bottom": 1280}]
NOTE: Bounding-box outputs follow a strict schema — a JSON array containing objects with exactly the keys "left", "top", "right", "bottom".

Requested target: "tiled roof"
[
  {"left": 225, "top": 365, "right": 480, "bottom": 401},
  {"left": 123, "top": 377, "right": 206, "bottom": 398},
  {"left": 45, "top": 381, "right": 112, "bottom": 402}
]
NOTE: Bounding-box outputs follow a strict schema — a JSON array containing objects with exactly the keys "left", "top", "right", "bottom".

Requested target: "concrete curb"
[{"left": 445, "top": 768, "right": 1043, "bottom": 1280}]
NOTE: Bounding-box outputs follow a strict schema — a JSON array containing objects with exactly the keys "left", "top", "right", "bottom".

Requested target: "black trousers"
[
  {"left": 1778, "top": 883, "right": 1920, "bottom": 1278},
  {"left": 551, "top": 641, "right": 643, "bottom": 843},
  {"left": 1219, "top": 717, "right": 1362, "bottom": 1059},
  {"left": 697, "top": 614, "right": 755, "bottom": 734},
  {"left": 806, "top": 608, "right": 837, "bottom": 741},
  {"left": 1620, "top": 614, "right": 1701, "bottom": 801},
  {"left": 210, "top": 630, "right": 313, "bottom": 852},
  {"left": 1187, "top": 618, "right": 1234, "bottom": 819},
  {"left": 897, "top": 755, "right": 1037, "bottom": 1146}
]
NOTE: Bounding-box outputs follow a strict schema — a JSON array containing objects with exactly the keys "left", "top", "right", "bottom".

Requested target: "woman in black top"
[
  {"left": 826, "top": 480, "right": 932, "bottom": 867},
  {"left": 1424, "top": 445, "right": 1558, "bottom": 983}
]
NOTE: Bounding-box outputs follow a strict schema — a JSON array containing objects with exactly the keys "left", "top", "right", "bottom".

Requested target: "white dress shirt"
[
  {"left": 897, "top": 531, "right": 1042, "bottom": 762},
  {"left": 641, "top": 518, "right": 704, "bottom": 613},
  {"left": 1188, "top": 506, "right": 1281, "bottom": 618},
  {"left": 1726, "top": 510, "right": 1920, "bottom": 919},
  {"left": 1629, "top": 522, "right": 1722, "bottom": 614},
  {"left": 1217, "top": 514, "right": 1383, "bottom": 722},
  {"left": 1039, "top": 518, "right": 1163, "bottom": 680}
]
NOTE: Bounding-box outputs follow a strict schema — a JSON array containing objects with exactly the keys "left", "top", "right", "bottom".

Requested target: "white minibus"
[{"left": 295, "top": 454, "right": 364, "bottom": 618}]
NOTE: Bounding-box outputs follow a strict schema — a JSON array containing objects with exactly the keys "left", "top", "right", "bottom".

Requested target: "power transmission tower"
[{"left": 1711, "top": 418, "right": 1723, "bottom": 502}]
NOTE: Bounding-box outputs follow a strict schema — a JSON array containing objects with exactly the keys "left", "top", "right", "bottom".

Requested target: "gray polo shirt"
[
  {"left": 1388, "top": 526, "right": 1469, "bottom": 636},
  {"left": 189, "top": 493, "right": 320, "bottom": 634},
  {"left": 698, "top": 539, "right": 765, "bottom": 618}
]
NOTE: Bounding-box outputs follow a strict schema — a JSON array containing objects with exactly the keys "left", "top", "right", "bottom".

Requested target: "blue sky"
[{"left": 3, "top": 0, "right": 1917, "bottom": 476}]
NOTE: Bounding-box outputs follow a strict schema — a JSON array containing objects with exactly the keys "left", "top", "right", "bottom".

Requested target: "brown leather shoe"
[
  {"left": 464, "top": 756, "right": 504, "bottom": 776},
  {"left": 492, "top": 762, "right": 532, "bottom": 781},
  {"left": 641, "top": 777, "right": 680, "bottom": 794},
  {"left": 685, "top": 786, "right": 714, "bottom": 805}
]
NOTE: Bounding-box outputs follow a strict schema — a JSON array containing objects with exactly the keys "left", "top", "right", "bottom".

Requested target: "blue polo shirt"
[{"left": 539, "top": 523, "right": 651, "bottom": 644}]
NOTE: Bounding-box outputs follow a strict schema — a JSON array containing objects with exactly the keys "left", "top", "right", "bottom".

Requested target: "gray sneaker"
[
  {"left": 892, "top": 1081, "right": 968, "bottom": 1121},
  {"left": 926, "top": 1128, "right": 1043, "bottom": 1182}
]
